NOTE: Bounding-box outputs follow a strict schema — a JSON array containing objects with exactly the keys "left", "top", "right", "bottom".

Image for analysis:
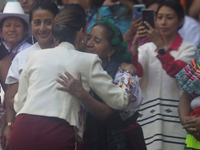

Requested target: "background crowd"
[{"left": 0, "top": 0, "right": 200, "bottom": 150}]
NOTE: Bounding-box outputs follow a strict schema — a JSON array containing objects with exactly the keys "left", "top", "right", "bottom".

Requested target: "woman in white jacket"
[{"left": 8, "top": 8, "right": 129, "bottom": 150}]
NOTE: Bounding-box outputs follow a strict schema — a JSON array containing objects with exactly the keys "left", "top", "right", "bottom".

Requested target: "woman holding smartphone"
[{"left": 132, "top": 1, "right": 196, "bottom": 150}]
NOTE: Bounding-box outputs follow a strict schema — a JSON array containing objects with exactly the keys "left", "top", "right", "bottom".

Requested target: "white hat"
[{"left": 0, "top": 2, "right": 30, "bottom": 33}]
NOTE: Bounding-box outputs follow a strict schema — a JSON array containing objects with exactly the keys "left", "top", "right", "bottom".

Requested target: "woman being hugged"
[
  {"left": 58, "top": 18, "right": 146, "bottom": 150},
  {"left": 2, "top": 0, "right": 59, "bottom": 149},
  {"left": 132, "top": 1, "right": 197, "bottom": 150}
]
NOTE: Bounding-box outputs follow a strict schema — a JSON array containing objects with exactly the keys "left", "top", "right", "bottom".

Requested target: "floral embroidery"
[{"left": 114, "top": 67, "right": 142, "bottom": 120}]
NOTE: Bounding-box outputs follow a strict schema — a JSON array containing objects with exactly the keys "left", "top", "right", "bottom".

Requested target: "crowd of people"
[{"left": 0, "top": 0, "right": 200, "bottom": 150}]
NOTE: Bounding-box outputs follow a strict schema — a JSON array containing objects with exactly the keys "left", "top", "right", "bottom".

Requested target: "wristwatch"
[
  {"left": 158, "top": 48, "right": 166, "bottom": 55},
  {"left": 6, "top": 122, "right": 13, "bottom": 127}
]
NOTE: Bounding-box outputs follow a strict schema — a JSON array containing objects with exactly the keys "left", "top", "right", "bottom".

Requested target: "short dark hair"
[
  {"left": 156, "top": 1, "right": 184, "bottom": 21},
  {"left": 89, "top": 0, "right": 105, "bottom": 7},
  {"left": 52, "top": 9, "right": 86, "bottom": 44},
  {"left": 29, "top": 0, "right": 59, "bottom": 24}
]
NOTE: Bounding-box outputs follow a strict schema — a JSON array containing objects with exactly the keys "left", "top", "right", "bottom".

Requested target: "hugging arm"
[{"left": 57, "top": 72, "right": 115, "bottom": 121}]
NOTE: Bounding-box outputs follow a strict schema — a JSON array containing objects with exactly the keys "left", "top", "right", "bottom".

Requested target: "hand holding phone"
[
  {"left": 142, "top": 9, "right": 155, "bottom": 29},
  {"left": 142, "top": 21, "right": 164, "bottom": 48}
]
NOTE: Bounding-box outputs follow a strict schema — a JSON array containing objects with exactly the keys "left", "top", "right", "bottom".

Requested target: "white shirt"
[
  {"left": 6, "top": 42, "right": 41, "bottom": 84},
  {"left": 179, "top": 16, "right": 200, "bottom": 46}
]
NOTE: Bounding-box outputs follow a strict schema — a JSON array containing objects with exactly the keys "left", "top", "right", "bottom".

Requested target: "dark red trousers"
[{"left": 9, "top": 114, "right": 75, "bottom": 150}]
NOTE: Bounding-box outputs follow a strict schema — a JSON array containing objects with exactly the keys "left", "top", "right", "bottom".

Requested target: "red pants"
[{"left": 9, "top": 114, "right": 75, "bottom": 150}]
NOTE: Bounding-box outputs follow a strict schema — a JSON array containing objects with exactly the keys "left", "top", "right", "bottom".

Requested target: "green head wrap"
[{"left": 93, "top": 17, "right": 133, "bottom": 63}]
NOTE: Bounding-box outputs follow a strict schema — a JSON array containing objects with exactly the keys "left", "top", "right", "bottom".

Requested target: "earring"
[
  {"left": 81, "top": 41, "right": 84, "bottom": 43},
  {"left": 108, "top": 56, "right": 111, "bottom": 62},
  {"left": 32, "top": 35, "right": 35, "bottom": 44}
]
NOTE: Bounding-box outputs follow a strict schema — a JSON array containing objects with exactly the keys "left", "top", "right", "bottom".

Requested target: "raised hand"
[
  {"left": 143, "top": 21, "right": 164, "bottom": 49},
  {"left": 123, "top": 16, "right": 141, "bottom": 42}
]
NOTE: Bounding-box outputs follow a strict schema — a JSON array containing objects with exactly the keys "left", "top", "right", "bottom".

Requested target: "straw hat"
[{"left": 0, "top": 2, "right": 30, "bottom": 33}]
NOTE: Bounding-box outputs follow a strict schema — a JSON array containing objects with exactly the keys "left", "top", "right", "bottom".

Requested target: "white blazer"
[{"left": 14, "top": 42, "right": 128, "bottom": 127}]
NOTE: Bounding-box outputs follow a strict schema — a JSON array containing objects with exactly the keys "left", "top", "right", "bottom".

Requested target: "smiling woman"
[
  {"left": 2, "top": 1, "right": 59, "bottom": 149},
  {"left": 30, "top": 9, "right": 55, "bottom": 49},
  {"left": 0, "top": 2, "right": 31, "bottom": 60}
]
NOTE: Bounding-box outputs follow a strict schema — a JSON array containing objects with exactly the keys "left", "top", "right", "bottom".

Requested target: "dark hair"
[
  {"left": 52, "top": 9, "right": 86, "bottom": 44},
  {"left": 0, "top": 17, "right": 29, "bottom": 32},
  {"left": 156, "top": 1, "right": 184, "bottom": 21},
  {"left": 56, "top": 0, "right": 62, "bottom": 5},
  {"left": 93, "top": 20, "right": 132, "bottom": 63},
  {"left": 146, "top": 0, "right": 165, "bottom": 8},
  {"left": 89, "top": 0, "right": 105, "bottom": 7},
  {"left": 29, "top": 0, "right": 59, "bottom": 24},
  {"left": 63, "top": 4, "right": 86, "bottom": 19}
]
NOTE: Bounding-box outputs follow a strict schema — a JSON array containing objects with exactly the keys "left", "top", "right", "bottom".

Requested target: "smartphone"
[
  {"left": 133, "top": 4, "right": 146, "bottom": 20},
  {"left": 142, "top": 9, "right": 155, "bottom": 29}
]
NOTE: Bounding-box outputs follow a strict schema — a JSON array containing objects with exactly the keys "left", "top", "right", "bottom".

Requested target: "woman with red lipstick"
[
  {"left": 132, "top": 1, "right": 197, "bottom": 150},
  {"left": 2, "top": 0, "right": 59, "bottom": 149}
]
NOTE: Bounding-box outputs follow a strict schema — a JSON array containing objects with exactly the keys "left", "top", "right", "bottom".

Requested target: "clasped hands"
[{"left": 181, "top": 116, "right": 200, "bottom": 136}]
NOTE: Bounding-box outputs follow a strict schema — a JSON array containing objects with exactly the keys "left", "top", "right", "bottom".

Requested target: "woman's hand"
[
  {"left": 57, "top": 72, "right": 87, "bottom": 99},
  {"left": 132, "top": 22, "right": 145, "bottom": 55},
  {"left": 134, "top": 22, "right": 146, "bottom": 44},
  {"left": 120, "top": 63, "right": 137, "bottom": 75},
  {"left": 143, "top": 21, "right": 164, "bottom": 49},
  {"left": 182, "top": 116, "right": 200, "bottom": 136},
  {"left": 123, "top": 16, "right": 141, "bottom": 42},
  {"left": 103, "top": 0, "right": 120, "bottom": 6},
  {"left": 2, "top": 126, "right": 12, "bottom": 150}
]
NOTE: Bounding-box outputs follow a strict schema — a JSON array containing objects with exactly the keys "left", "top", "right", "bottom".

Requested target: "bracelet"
[{"left": 6, "top": 122, "right": 14, "bottom": 127}]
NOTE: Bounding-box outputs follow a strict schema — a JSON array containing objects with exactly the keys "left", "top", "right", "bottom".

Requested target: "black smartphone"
[{"left": 142, "top": 9, "right": 155, "bottom": 29}]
